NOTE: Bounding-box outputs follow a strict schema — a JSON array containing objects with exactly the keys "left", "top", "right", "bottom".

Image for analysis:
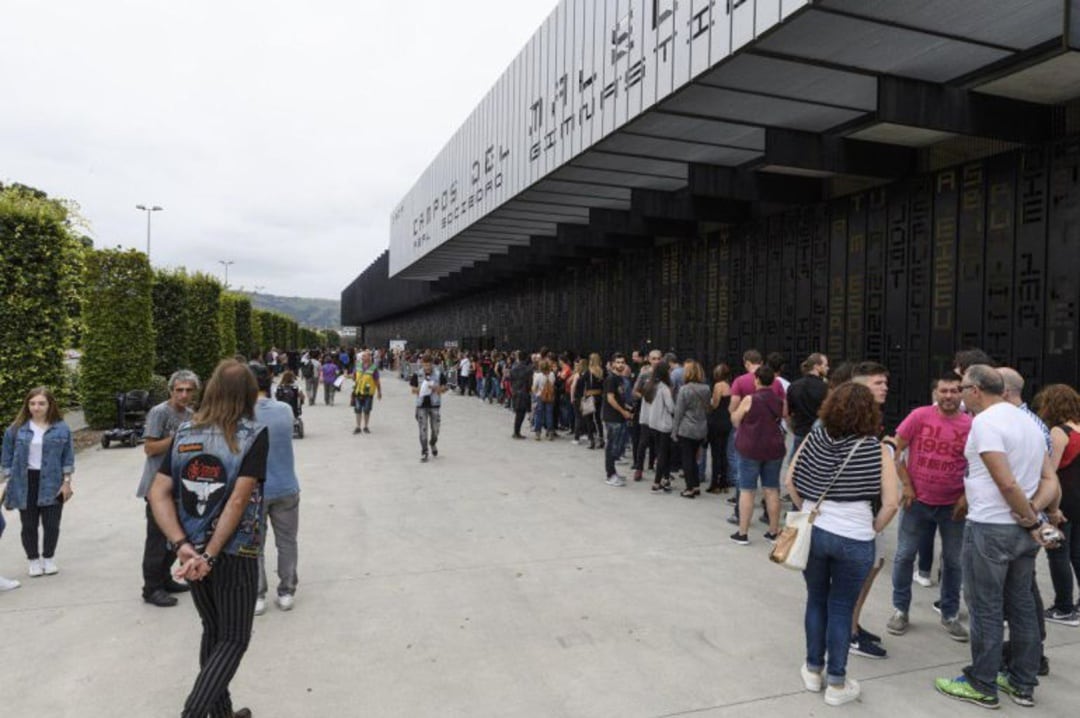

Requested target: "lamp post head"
[
  {"left": 151, "top": 206, "right": 163, "bottom": 212},
  {"left": 135, "top": 204, "right": 146, "bottom": 210}
]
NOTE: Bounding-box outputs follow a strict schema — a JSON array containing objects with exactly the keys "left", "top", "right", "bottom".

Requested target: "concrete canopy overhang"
[{"left": 358, "top": 0, "right": 1077, "bottom": 324}]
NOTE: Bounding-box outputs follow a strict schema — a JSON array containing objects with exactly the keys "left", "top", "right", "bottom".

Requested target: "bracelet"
[{"left": 168, "top": 537, "right": 193, "bottom": 552}]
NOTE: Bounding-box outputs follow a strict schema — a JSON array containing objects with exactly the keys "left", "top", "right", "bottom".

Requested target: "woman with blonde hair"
[
  {"left": 580, "top": 352, "right": 606, "bottom": 449},
  {"left": 672, "top": 360, "right": 711, "bottom": 498},
  {"left": 148, "top": 359, "right": 269, "bottom": 718},
  {"left": 531, "top": 358, "right": 557, "bottom": 440},
  {"left": 2, "top": 387, "right": 74, "bottom": 581}
]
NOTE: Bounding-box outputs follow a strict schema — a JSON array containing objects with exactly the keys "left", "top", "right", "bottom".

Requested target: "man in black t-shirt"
[
  {"left": 786, "top": 352, "right": 829, "bottom": 458},
  {"left": 603, "top": 354, "right": 634, "bottom": 486}
]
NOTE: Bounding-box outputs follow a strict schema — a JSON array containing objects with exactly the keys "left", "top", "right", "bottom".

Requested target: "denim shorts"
[
  {"left": 353, "top": 395, "right": 374, "bottom": 414},
  {"left": 736, "top": 456, "right": 782, "bottom": 491}
]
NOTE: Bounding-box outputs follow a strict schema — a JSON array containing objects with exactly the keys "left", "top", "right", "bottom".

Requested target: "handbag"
[
  {"left": 579, "top": 396, "right": 595, "bottom": 416},
  {"left": 770, "top": 437, "right": 867, "bottom": 571}
]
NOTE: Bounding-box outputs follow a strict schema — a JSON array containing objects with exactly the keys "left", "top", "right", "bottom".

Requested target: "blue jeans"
[
  {"left": 962, "top": 522, "right": 1041, "bottom": 697},
  {"left": 803, "top": 526, "right": 875, "bottom": 685},
  {"left": 891, "top": 500, "right": 964, "bottom": 618},
  {"left": 789, "top": 433, "right": 806, "bottom": 462},
  {"left": 604, "top": 422, "right": 629, "bottom": 477},
  {"left": 736, "top": 456, "right": 782, "bottom": 491},
  {"left": 532, "top": 401, "right": 554, "bottom": 433}
]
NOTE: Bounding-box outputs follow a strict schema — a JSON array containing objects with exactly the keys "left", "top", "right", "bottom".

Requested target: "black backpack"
[
  {"left": 275, "top": 385, "right": 301, "bottom": 417},
  {"left": 301, "top": 362, "right": 315, "bottom": 379}
]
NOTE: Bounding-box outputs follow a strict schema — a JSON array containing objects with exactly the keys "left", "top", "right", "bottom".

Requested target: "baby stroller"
[
  {"left": 101, "top": 389, "right": 152, "bottom": 448},
  {"left": 275, "top": 383, "right": 304, "bottom": 439}
]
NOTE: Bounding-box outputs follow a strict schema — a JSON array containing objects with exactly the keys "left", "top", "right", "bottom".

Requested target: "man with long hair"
[{"left": 149, "top": 359, "right": 268, "bottom": 718}]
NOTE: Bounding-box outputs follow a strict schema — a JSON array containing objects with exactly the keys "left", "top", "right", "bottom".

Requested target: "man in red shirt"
[{"left": 887, "top": 376, "right": 973, "bottom": 642}]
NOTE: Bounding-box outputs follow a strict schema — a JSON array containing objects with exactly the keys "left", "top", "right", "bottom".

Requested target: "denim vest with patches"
[{"left": 170, "top": 418, "right": 265, "bottom": 558}]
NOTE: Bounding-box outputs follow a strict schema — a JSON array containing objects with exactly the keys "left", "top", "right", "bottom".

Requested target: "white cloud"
[{"left": 0, "top": 0, "right": 557, "bottom": 299}]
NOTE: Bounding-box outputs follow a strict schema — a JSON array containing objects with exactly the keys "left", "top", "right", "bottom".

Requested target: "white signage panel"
[{"left": 388, "top": 0, "right": 807, "bottom": 277}]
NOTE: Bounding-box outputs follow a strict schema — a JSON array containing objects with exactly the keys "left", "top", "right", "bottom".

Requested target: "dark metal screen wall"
[{"left": 362, "top": 140, "right": 1080, "bottom": 419}]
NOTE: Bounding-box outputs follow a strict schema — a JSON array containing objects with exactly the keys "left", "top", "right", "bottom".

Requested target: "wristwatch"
[{"left": 200, "top": 552, "right": 217, "bottom": 568}]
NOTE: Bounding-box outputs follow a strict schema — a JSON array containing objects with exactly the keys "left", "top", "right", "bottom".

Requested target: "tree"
[
  {"left": 186, "top": 273, "right": 222, "bottom": 383},
  {"left": 234, "top": 295, "right": 254, "bottom": 359},
  {"left": 0, "top": 186, "right": 83, "bottom": 418},
  {"left": 81, "top": 249, "right": 155, "bottom": 427},
  {"left": 152, "top": 268, "right": 189, "bottom": 376},
  {"left": 219, "top": 293, "right": 238, "bottom": 359}
]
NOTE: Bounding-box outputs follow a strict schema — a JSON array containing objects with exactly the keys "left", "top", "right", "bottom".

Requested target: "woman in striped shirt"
[{"left": 786, "top": 382, "right": 899, "bottom": 706}]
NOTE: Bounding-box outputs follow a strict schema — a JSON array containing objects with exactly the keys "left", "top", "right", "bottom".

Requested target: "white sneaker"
[
  {"left": 801, "top": 664, "right": 823, "bottom": 692},
  {"left": 0, "top": 576, "right": 20, "bottom": 592},
  {"left": 28, "top": 559, "right": 43, "bottom": 578},
  {"left": 254, "top": 597, "right": 266, "bottom": 616},
  {"left": 913, "top": 570, "right": 933, "bottom": 587},
  {"left": 824, "top": 677, "right": 861, "bottom": 706},
  {"left": 42, "top": 558, "right": 58, "bottom": 575},
  {"left": 276, "top": 593, "right": 295, "bottom": 611},
  {"left": 609, "top": 476, "right": 627, "bottom": 487}
]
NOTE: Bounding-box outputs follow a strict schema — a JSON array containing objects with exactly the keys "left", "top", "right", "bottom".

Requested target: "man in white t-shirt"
[{"left": 935, "top": 365, "right": 1059, "bottom": 709}]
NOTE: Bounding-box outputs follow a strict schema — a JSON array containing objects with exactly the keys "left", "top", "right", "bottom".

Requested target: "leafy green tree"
[
  {"left": 152, "top": 268, "right": 189, "bottom": 376},
  {"left": 326, "top": 330, "right": 341, "bottom": 346},
  {"left": 0, "top": 187, "right": 83, "bottom": 418},
  {"left": 81, "top": 249, "right": 155, "bottom": 427},
  {"left": 186, "top": 273, "right": 222, "bottom": 383},
  {"left": 234, "top": 295, "right": 254, "bottom": 359},
  {"left": 219, "top": 294, "right": 238, "bottom": 358}
]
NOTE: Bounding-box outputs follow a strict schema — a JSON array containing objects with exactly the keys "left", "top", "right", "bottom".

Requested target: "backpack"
[
  {"left": 355, "top": 368, "right": 377, "bottom": 397},
  {"left": 275, "top": 385, "right": 301, "bottom": 417},
  {"left": 539, "top": 375, "right": 555, "bottom": 404},
  {"left": 301, "top": 362, "right": 315, "bottom": 379}
]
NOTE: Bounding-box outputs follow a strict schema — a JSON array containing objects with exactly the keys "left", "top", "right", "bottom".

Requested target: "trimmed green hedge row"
[
  {"left": 0, "top": 187, "right": 83, "bottom": 421},
  {"left": 81, "top": 249, "right": 155, "bottom": 427}
]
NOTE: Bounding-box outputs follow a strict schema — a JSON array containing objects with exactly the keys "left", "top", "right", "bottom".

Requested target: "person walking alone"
[
  {"left": 148, "top": 359, "right": 268, "bottom": 718},
  {"left": 411, "top": 354, "right": 447, "bottom": 462}
]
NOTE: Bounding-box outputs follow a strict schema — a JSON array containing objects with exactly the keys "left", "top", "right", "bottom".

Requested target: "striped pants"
[{"left": 182, "top": 554, "right": 258, "bottom": 718}]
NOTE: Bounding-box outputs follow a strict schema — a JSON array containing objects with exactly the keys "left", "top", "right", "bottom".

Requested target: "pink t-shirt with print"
[{"left": 896, "top": 405, "right": 973, "bottom": 506}]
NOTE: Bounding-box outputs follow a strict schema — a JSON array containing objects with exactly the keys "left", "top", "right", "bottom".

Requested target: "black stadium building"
[{"left": 342, "top": 0, "right": 1080, "bottom": 418}]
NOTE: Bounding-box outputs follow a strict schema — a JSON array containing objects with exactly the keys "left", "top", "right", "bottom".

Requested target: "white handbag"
[{"left": 770, "top": 438, "right": 867, "bottom": 571}]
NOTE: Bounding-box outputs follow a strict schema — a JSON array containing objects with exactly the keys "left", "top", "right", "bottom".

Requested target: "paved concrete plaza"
[{"left": 2, "top": 374, "right": 1077, "bottom": 717}]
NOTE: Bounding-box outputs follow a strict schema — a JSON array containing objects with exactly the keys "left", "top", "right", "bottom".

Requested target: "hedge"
[
  {"left": 81, "top": 249, "right": 155, "bottom": 428},
  {"left": 219, "top": 293, "right": 238, "bottom": 359},
  {"left": 0, "top": 187, "right": 82, "bottom": 420},
  {"left": 186, "top": 273, "right": 222, "bottom": 383},
  {"left": 234, "top": 296, "right": 254, "bottom": 359},
  {"left": 152, "top": 268, "right": 189, "bottom": 376}
]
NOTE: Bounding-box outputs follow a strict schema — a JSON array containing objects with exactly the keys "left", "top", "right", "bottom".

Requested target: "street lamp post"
[
  {"left": 218, "top": 260, "right": 235, "bottom": 289},
  {"left": 135, "top": 204, "right": 163, "bottom": 259}
]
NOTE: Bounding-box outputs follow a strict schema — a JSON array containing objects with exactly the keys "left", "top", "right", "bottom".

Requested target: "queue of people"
[{"left": 399, "top": 343, "right": 1078, "bottom": 709}]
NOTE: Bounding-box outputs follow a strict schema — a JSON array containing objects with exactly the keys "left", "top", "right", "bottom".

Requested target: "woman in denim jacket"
[{"left": 2, "top": 387, "right": 75, "bottom": 578}]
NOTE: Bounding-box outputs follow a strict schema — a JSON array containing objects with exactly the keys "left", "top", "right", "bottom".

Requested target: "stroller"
[
  {"left": 101, "top": 389, "right": 152, "bottom": 448},
  {"left": 275, "top": 383, "right": 304, "bottom": 439}
]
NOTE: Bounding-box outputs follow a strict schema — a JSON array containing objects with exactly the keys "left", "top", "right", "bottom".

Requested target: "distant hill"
[{"left": 242, "top": 292, "right": 341, "bottom": 329}]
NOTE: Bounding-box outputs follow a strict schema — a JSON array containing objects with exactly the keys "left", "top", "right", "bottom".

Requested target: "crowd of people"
[
  {"left": 392, "top": 344, "right": 1079, "bottom": 708},
  {"left": 2, "top": 339, "right": 1078, "bottom": 712}
]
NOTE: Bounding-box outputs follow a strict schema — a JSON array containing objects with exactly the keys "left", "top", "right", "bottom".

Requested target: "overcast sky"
[{"left": 0, "top": 0, "right": 557, "bottom": 300}]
